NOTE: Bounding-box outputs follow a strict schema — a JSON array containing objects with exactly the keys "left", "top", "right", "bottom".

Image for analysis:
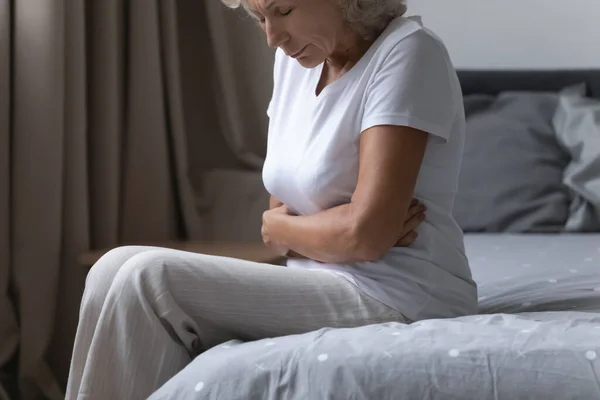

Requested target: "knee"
[
  {"left": 107, "top": 249, "right": 174, "bottom": 299},
  {"left": 84, "top": 246, "right": 156, "bottom": 299}
]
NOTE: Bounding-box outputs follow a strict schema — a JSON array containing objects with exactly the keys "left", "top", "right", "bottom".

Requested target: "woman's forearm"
[{"left": 267, "top": 203, "right": 370, "bottom": 264}]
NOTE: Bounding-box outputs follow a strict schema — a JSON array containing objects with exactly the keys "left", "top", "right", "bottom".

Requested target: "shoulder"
[
  {"left": 374, "top": 16, "right": 453, "bottom": 71},
  {"left": 367, "top": 16, "right": 461, "bottom": 107},
  {"left": 361, "top": 17, "right": 462, "bottom": 143}
]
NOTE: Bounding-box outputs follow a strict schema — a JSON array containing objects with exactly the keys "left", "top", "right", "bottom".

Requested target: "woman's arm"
[
  {"left": 270, "top": 199, "right": 426, "bottom": 260},
  {"left": 268, "top": 196, "right": 308, "bottom": 259},
  {"left": 262, "top": 125, "right": 428, "bottom": 263}
]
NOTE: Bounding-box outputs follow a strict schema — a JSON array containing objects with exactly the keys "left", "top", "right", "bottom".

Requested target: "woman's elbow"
[{"left": 348, "top": 223, "right": 396, "bottom": 262}]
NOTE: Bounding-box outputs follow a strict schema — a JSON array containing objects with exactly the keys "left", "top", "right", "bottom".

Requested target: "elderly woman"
[{"left": 65, "top": 0, "right": 477, "bottom": 398}]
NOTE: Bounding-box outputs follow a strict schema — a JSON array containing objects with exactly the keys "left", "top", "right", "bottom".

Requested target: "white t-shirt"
[{"left": 262, "top": 16, "right": 477, "bottom": 322}]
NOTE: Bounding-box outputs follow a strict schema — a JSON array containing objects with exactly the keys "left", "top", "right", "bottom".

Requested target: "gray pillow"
[
  {"left": 553, "top": 93, "right": 600, "bottom": 232},
  {"left": 453, "top": 91, "right": 571, "bottom": 232}
]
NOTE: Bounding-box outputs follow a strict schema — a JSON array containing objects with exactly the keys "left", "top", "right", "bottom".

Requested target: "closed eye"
[{"left": 252, "top": 7, "right": 293, "bottom": 24}]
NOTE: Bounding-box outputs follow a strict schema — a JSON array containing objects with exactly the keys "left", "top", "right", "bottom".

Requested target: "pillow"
[
  {"left": 553, "top": 92, "right": 600, "bottom": 232},
  {"left": 453, "top": 90, "right": 573, "bottom": 232}
]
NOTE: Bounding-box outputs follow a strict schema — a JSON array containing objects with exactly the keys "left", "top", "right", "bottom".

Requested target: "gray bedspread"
[
  {"left": 149, "top": 234, "right": 600, "bottom": 400},
  {"left": 468, "top": 234, "right": 600, "bottom": 314}
]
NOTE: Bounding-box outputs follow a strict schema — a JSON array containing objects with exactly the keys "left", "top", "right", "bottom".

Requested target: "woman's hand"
[
  {"left": 261, "top": 205, "right": 291, "bottom": 257},
  {"left": 395, "top": 199, "right": 426, "bottom": 247},
  {"left": 264, "top": 198, "right": 425, "bottom": 261}
]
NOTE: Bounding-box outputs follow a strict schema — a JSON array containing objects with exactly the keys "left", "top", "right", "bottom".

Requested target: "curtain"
[
  {"left": 183, "top": 0, "right": 275, "bottom": 242},
  {"left": 0, "top": 1, "right": 19, "bottom": 397},
  {"left": 0, "top": 0, "right": 276, "bottom": 398}
]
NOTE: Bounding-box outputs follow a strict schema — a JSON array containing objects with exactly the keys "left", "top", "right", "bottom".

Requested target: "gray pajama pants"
[{"left": 65, "top": 246, "right": 407, "bottom": 399}]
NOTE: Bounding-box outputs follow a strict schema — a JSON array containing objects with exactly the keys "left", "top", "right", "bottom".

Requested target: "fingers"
[
  {"left": 407, "top": 199, "right": 425, "bottom": 220},
  {"left": 395, "top": 231, "right": 419, "bottom": 247},
  {"left": 395, "top": 199, "right": 426, "bottom": 248},
  {"left": 404, "top": 207, "right": 426, "bottom": 234},
  {"left": 401, "top": 201, "right": 426, "bottom": 236}
]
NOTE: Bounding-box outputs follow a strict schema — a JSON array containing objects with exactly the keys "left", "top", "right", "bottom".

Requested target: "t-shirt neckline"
[{"left": 311, "top": 16, "right": 411, "bottom": 99}]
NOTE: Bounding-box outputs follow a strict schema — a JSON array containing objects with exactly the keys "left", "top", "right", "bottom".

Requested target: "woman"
[{"left": 65, "top": 0, "right": 477, "bottom": 398}]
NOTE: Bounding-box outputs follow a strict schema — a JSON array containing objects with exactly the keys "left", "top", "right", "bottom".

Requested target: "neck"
[{"left": 326, "top": 27, "right": 373, "bottom": 72}]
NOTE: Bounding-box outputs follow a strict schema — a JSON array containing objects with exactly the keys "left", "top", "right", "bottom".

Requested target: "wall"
[{"left": 407, "top": 0, "right": 600, "bottom": 69}]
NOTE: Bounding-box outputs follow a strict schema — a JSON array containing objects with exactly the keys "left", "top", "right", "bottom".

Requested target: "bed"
[
  {"left": 148, "top": 71, "right": 600, "bottom": 399},
  {"left": 469, "top": 234, "right": 600, "bottom": 315}
]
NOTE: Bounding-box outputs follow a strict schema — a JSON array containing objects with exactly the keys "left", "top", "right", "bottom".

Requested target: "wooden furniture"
[{"left": 79, "top": 240, "right": 284, "bottom": 268}]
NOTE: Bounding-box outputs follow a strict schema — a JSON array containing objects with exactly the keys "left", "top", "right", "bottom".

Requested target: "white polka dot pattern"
[
  {"left": 448, "top": 349, "right": 460, "bottom": 357},
  {"left": 154, "top": 311, "right": 600, "bottom": 400},
  {"left": 465, "top": 234, "right": 600, "bottom": 314},
  {"left": 149, "top": 234, "right": 600, "bottom": 400}
]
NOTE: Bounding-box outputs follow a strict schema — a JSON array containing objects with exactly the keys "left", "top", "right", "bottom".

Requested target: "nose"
[{"left": 265, "top": 20, "right": 288, "bottom": 49}]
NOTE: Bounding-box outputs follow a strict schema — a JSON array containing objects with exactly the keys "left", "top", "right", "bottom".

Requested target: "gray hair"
[{"left": 220, "top": 0, "right": 408, "bottom": 40}]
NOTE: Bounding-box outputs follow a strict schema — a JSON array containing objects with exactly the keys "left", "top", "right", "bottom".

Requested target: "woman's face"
[{"left": 246, "top": 0, "right": 346, "bottom": 68}]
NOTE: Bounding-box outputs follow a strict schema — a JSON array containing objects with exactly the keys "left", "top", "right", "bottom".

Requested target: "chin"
[{"left": 295, "top": 57, "right": 324, "bottom": 69}]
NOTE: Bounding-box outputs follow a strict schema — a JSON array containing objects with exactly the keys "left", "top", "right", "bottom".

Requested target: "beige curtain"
[
  {"left": 175, "top": 1, "right": 275, "bottom": 243},
  {"left": 0, "top": 1, "right": 272, "bottom": 399},
  {"left": 176, "top": 1, "right": 275, "bottom": 243}
]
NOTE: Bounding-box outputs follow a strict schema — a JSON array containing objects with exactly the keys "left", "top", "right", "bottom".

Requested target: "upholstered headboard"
[{"left": 457, "top": 70, "right": 600, "bottom": 99}]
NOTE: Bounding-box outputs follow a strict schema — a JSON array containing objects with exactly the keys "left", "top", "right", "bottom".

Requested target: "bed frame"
[{"left": 457, "top": 69, "right": 600, "bottom": 99}]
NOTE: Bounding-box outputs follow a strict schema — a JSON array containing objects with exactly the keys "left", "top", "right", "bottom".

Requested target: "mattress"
[
  {"left": 466, "top": 234, "right": 600, "bottom": 313},
  {"left": 149, "top": 234, "right": 600, "bottom": 400}
]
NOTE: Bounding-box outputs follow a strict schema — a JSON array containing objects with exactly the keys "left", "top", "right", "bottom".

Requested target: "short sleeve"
[{"left": 361, "top": 30, "right": 457, "bottom": 143}]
